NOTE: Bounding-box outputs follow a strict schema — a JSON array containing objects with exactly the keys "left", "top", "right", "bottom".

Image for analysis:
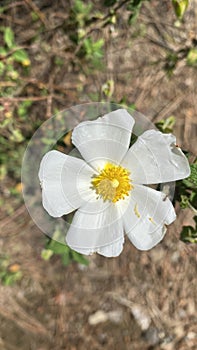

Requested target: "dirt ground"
[{"left": 0, "top": 1, "right": 197, "bottom": 349}]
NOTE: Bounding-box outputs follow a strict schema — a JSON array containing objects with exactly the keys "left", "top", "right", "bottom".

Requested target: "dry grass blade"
[{"left": 0, "top": 287, "right": 49, "bottom": 336}]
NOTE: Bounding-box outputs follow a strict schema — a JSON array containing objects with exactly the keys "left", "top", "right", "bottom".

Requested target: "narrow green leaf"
[
  {"left": 61, "top": 252, "right": 71, "bottom": 266},
  {"left": 4, "top": 27, "right": 15, "bottom": 49},
  {"left": 172, "top": 0, "right": 189, "bottom": 19},
  {"left": 47, "top": 240, "right": 69, "bottom": 254},
  {"left": 71, "top": 250, "right": 89, "bottom": 265}
]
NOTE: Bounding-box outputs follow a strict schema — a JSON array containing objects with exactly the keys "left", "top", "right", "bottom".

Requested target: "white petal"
[
  {"left": 72, "top": 109, "right": 134, "bottom": 169},
  {"left": 121, "top": 130, "right": 190, "bottom": 184},
  {"left": 122, "top": 185, "right": 176, "bottom": 250},
  {"left": 38, "top": 150, "right": 95, "bottom": 217},
  {"left": 66, "top": 199, "right": 124, "bottom": 257},
  {"left": 70, "top": 237, "right": 124, "bottom": 257},
  {"left": 96, "top": 237, "right": 124, "bottom": 257}
]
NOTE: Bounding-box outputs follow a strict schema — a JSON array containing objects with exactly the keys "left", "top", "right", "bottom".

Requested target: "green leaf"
[
  {"left": 155, "top": 116, "right": 176, "bottom": 133},
  {"left": 0, "top": 165, "right": 7, "bottom": 181},
  {"left": 73, "top": 0, "right": 92, "bottom": 27},
  {"left": 41, "top": 249, "right": 54, "bottom": 261},
  {"left": 2, "top": 271, "right": 22, "bottom": 286},
  {"left": 4, "top": 27, "right": 15, "bottom": 49},
  {"left": 187, "top": 48, "right": 197, "bottom": 67},
  {"left": 0, "top": 46, "right": 7, "bottom": 57},
  {"left": 190, "top": 192, "right": 197, "bottom": 210},
  {"left": 172, "top": 0, "right": 189, "bottom": 19},
  {"left": 61, "top": 252, "right": 71, "bottom": 266},
  {"left": 0, "top": 61, "right": 5, "bottom": 75},
  {"left": 83, "top": 38, "right": 104, "bottom": 58},
  {"left": 31, "top": 11, "right": 39, "bottom": 21},
  {"left": 17, "top": 100, "right": 32, "bottom": 117},
  {"left": 180, "top": 194, "right": 189, "bottom": 209},
  {"left": 180, "top": 216, "right": 197, "bottom": 244},
  {"left": 46, "top": 240, "right": 69, "bottom": 255},
  {"left": 164, "top": 53, "right": 178, "bottom": 75},
  {"left": 0, "top": 7, "right": 6, "bottom": 14},
  {"left": 10, "top": 129, "right": 24, "bottom": 143},
  {"left": 54, "top": 56, "right": 64, "bottom": 66},
  {"left": 71, "top": 250, "right": 89, "bottom": 265},
  {"left": 183, "top": 163, "right": 197, "bottom": 190},
  {"left": 12, "top": 49, "right": 30, "bottom": 66},
  {"left": 102, "top": 79, "right": 114, "bottom": 97}
]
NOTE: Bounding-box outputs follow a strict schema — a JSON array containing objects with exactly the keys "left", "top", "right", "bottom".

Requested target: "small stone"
[
  {"left": 143, "top": 327, "right": 160, "bottom": 345},
  {"left": 131, "top": 305, "right": 151, "bottom": 331},
  {"left": 187, "top": 331, "right": 196, "bottom": 340},
  {"left": 171, "top": 251, "right": 180, "bottom": 263},
  {"left": 108, "top": 310, "right": 123, "bottom": 324},
  {"left": 88, "top": 310, "right": 108, "bottom": 325}
]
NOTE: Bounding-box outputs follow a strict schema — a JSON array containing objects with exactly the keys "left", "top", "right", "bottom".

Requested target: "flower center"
[{"left": 91, "top": 163, "right": 133, "bottom": 203}]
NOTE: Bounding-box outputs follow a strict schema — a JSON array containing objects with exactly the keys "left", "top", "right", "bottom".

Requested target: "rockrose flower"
[{"left": 38, "top": 109, "right": 190, "bottom": 257}]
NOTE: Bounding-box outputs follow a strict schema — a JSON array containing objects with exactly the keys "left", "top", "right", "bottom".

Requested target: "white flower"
[{"left": 38, "top": 109, "right": 190, "bottom": 257}]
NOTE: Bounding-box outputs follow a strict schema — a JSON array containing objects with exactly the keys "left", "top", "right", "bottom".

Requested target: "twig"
[
  {"left": 152, "top": 95, "right": 183, "bottom": 121},
  {"left": 21, "top": 77, "right": 78, "bottom": 93},
  {"left": 146, "top": 34, "right": 173, "bottom": 52},
  {"left": 0, "top": 205, "right": 27, "bottom": 229},
  {"left": 0, "top": 13, "right": 24, "bottom": 25},
  {"left": 1, "top": 1, "right": 24, "bottom": 10},
  {"left": 0, "top": 46, "right": 29, "bottom": 61},
  {"left": 0, "top": 295, "right": 48, "bottom": 336},
  {"left": 24, "top": 0, "right": 50, "bottom": 29},
  {"left": 0, "top": 82, "right": 17, "bottom": 87},
  {"left": 0, "top": 95, "right": 53, "bottom": 102},
  {"left": 46, "top": 73, "right": 54, "bottom": 119},
  {"left": 187, "top": 202, "right": 197, "bottom": 215},
  {"left": 74, "top": 0, "right": 131, "bottom": 55}
]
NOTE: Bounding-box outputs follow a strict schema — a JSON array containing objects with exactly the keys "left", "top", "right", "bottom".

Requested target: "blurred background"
[{"left": 0, "top": 1, "right": 196, "bottom": 349}]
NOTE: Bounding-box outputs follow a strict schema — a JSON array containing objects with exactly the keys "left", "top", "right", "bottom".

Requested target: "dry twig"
[{"left": 24, "top": 0, "right": 50, "bottom": 29}]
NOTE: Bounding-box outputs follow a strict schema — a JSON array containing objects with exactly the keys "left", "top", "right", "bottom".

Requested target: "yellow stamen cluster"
[{"left": 91, "top": 163, "right": 133, "bottom": 203}]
